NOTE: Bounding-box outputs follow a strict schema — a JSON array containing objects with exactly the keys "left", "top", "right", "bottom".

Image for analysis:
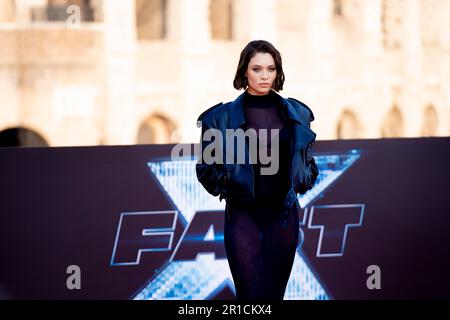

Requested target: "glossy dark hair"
[{"left": 233, "top": 40, "right": 285, "bottom": 91}]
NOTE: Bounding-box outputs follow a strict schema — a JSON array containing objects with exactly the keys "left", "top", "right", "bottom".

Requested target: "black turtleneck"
[{"left": 242, "top": 90, "right": 292, "bottom": 209}]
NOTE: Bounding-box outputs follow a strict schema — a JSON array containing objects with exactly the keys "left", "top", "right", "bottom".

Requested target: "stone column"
[
  {"left": 302, "top": 0, "right": 334, "bottom": 138},
  {"left": 232, "top": 0, "right": 276, "bottom": 43},
  {"left": 402, "top": 0, "right": 422, "bottom": 137},
  {"left": 0, "top": 0, "right": 18, "bottom": 133},
  {"left": 102, "top": 0, "right": 137, "bottom": 145},
  {"left": 359, "top": 0, "right": 386, "bottom": 138},
  {"left": 248, "top": 0, "right": 276, "bottom": 41},
  {"left": 177, "top": 0, "right": 211, "bottom": 143}
]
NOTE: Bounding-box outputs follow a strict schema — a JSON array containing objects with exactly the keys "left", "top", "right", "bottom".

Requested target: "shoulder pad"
[
  {"left": 287, "top": 97, "right": 315, "bottom": 121},
  {"left": 196, "top": 102, "right": 223, "bottom": 122}
]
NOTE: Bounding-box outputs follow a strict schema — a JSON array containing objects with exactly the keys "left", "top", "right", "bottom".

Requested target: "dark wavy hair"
[{"left": 233, "top": 40, "right": 285, "bottom": 91}]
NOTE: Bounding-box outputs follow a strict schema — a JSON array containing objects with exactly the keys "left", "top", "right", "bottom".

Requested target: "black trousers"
[{"left": 224, "top": 200, "right": 300, "bottom": 300}]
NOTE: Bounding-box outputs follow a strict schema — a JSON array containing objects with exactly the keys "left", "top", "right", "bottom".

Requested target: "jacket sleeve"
[
  {"left": 295, "top": 141, "right": 319, "bottom": 194},
  {"left": 294, "top": 108, "right": 319, "bottom": 195},
  {"left": 195, "top": 118, "right": 229, "bottom": 200}
]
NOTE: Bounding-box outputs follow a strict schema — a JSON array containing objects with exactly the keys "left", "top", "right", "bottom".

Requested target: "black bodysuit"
[{"left": 224, "top": 90, "right": 300, "bottom": 300}]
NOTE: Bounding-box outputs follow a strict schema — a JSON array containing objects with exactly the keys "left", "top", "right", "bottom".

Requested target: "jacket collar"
[
  {"left": 228, "top": 90, "right": 316, "bottom": 151},
  {"left": 229, "top": 90, "right": 303, "bottom": 129}
]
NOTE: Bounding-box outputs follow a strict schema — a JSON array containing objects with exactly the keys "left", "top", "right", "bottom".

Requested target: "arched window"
[
  {"left": 209, "top": 0, "right": 233, "bottom": 40},
  {"left": 337, "top": 109, "right": 361, "bottom": 139},
  {"left": 0, "top": 127, "right": 49, "bottom": 147},
  {"left": 333, "top": 0, "right": 343, "bottom": 16},
  {"left": 136, "top": 0, "right": 167, "bottom": 40},
  {"left": 421, "top": 104, "right": 438, "bottom": 136},
  {"left": 45, "top": 0, "right": 98, "bottom": 22},
  {"left": 381, "top": 105, "right": 404, "bottom": 137},
  {"left": 136, "top": 114, "right": 179, "bottom": 144}
]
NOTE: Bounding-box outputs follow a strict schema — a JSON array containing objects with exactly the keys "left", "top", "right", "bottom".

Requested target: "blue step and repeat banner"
[{"left": 0, "top": 137, "right": 449, "bottom": 300}]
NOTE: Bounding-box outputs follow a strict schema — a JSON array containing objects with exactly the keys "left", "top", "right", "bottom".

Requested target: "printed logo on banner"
[{"left": 110, "top": 151, "right": 365, "bottom": 300}]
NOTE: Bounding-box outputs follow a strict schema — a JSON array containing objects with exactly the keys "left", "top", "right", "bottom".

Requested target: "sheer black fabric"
[
  {"left": 224, "top": 90, "right": 299, "bottom": 300},
  {"left": 224, "top": 202, "right": 299, "bottom": 300},
  {"left": 241, "top": 89, "right": 291, "bottom": 209}
]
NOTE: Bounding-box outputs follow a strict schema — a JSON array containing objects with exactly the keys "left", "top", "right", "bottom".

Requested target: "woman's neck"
[
  {"left": 243, "top": 89, "right": 276, "bottom": 108},
  {"left": 246, "top": 88, "right": 272, "bottom": 96}
]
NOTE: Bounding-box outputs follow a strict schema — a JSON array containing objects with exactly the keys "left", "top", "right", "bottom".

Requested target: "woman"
[{"left": 196, "top": 40, "right": 319, "bottom": 300}]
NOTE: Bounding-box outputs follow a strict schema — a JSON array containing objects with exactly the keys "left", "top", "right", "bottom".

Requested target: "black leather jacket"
[{"left": 196, "top": 90, "right": 319, "bottom": 210}]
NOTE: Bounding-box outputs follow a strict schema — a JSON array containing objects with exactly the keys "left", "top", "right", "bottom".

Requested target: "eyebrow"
[{"left": 250, "top": 64, "right": 276, "bottom": 68}]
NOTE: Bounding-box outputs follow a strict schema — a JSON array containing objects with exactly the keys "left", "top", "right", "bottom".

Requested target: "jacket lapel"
[
  {"left": 291, "top": 121, "right": 316, "bottom": 152},
  {"left": 228, "top": 91, "right": 247, "bottom": 130}
]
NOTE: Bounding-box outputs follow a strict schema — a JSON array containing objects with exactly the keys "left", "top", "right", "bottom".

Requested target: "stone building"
[{"left": 0, "top": 0, "right": 449, "bottom": 147}]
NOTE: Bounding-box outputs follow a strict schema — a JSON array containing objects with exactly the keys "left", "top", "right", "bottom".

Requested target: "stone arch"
[
  {"left": 421, "top": 104, "right": 439, "bottom": 136},
  {"left": 136, "top": 113, "right": 179, "bottom": 144},
  {"left": 0, "top": 127, "right": 49, "bottom": 147},
  {"left": 336, "top": 108, "right": 361, "bottom": 139},
  {"left": 380, "top": 105, "right": 404, "bottom": 138}
]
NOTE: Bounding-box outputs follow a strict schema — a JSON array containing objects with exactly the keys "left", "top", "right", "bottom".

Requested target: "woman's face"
[{"left": 245, "top": 52, "right": 277, "bottom": 96}]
